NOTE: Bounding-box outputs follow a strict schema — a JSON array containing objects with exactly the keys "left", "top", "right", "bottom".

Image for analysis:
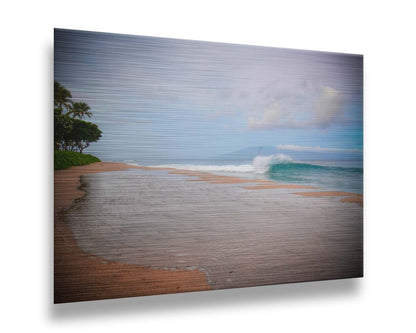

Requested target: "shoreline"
[
  {"left": 165, "top": 166, "right": 363, "bottom": 205},
  {"left": 54, "top": 161, "right": 362, "bottom": 303},
  {"left": 54, "top": 162, "right": 211, "bottom": 303}
]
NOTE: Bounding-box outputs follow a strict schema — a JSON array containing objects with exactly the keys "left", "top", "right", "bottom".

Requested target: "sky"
[{"left": 54, "top": 29, "right": 363, "bottom": 163}]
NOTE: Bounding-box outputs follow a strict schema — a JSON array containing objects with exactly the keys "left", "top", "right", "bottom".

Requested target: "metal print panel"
[{"left": 54, "top": 29, "right": 363, "bottom": 303}]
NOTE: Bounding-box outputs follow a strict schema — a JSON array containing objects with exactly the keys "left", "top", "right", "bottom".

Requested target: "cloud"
[
  {"left": 311, "top": 86, "right": 344, "bottom": 128},
  {"left": 277, "top": 144, "right": 362, "bottom": 153},
  {"left": 247, "top": 86, "right": 345, "bottom": 130},
  {"left": 248, "top": 102, "right": 295, "bottom": 130}
]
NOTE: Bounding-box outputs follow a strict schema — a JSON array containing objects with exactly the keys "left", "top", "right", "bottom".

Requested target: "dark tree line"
[{"left": 54, "top": 82, "right": 102, "bottom": 153}]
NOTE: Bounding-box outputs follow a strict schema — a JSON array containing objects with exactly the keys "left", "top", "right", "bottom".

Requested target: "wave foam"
[
  {"left": 154, "top": 154, "right": 293, "bottom": 174},
  {"left": 252, "top": 154, "right": 293, "bottom": 173},
  {"left": 153, "top": 163, "right": 254, "bottom": 173}
]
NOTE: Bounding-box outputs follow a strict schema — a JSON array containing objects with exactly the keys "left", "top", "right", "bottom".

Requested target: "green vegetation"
[
  {"left": 54, "top": 150, "right": 101, "bottom": 170},
  {"left": 54, "top": 82, "right": 102, "bottom": 169}
]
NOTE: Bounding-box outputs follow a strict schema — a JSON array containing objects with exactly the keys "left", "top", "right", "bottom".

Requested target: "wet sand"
[
  {"left": 169, "top": 170, "right": 274, "bottom": 184},
  {"left": 243, "top": 184, "right": 318, "bottom": 190},
  {"left": 294, "top": 191, "right": 364, "bottom": 206},
  {"left": 341, "top": 195, "right": 364, "bottom": 207},
  {"left": 54, "top": 162, "right": 210, "bottom": 303},
  {"left": 168, "top": 170, "right": 362, "bottom": 206}
]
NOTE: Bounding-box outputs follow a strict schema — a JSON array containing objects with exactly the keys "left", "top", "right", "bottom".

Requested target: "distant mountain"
[{"left": 217, "top": 145, "right": 362, "bottom": 161}]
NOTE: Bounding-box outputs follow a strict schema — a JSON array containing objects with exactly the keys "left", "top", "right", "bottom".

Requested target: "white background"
[{"left": 1, "top": 0, "right": 416, "bottom": 331}]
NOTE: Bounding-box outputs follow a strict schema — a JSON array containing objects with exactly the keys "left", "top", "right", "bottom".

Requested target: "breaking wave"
[
  {"left": 153, "top": 154, "right": 363, "bottom": 174},
  {"left": 150, "top": 154, "right": 362, "bottom": 193},
  {"left": 153, "top": 154, "right": 329, "bottom": 174}
]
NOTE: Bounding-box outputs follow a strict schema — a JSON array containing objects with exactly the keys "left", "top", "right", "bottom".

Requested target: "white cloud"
[
  {"left": 311, "top": 86, "right": 344, "bottom": 128},
  {"left": 247, "top": 86, "right": 345, "bottom": 130},
  {"left": 277, "top": 144, "right": 362, "bottom": 153},
  {"left": 248, "top": 102, "right": 296, "bottom": 130}
]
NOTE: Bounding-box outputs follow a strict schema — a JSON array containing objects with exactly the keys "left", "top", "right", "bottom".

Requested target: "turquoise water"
[
  {"left": 134, "top": 154, "right": 363, "bottom": 194},
  {"left": 267, "top": 160, "right": 363, "bottom": 193}
]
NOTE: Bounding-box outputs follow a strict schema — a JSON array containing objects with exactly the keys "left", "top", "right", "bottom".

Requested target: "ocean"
[{"left": 126, "top": 154, "right": 363, "bottom": 194}]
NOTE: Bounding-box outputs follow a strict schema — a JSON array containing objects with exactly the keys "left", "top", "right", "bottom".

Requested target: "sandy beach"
[
  {"left": 55, "top": 161, "right": 362, "bottom": 303},
  {"left": 54, "top": 162, "right": 211, "bottom": 303}
]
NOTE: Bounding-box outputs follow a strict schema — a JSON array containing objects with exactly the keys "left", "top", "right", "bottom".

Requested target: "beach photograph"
[{"left": 54, "top": 28, "right": 363, "bottom": 303}]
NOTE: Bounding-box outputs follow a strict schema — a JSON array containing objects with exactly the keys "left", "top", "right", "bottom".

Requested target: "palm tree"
[
  {"left": 68, "top": 102, "right": 92, "bottom": 119},
  {"left": 54, "top": 81, "right": 72, "bottom": 112}
]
